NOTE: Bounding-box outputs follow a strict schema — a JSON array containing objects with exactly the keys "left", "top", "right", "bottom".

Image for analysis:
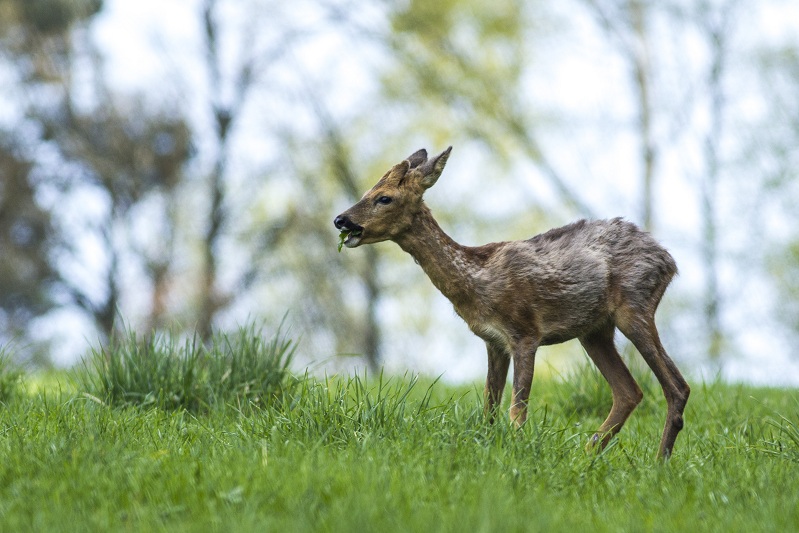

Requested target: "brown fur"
[{"left": 334, "top": 147, "right": 690, "bottom": 459}]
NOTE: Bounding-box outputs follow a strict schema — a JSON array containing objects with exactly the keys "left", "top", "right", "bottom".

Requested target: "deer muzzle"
[{"left": 333, "top": 214, "right": 364, "bottom": 248}]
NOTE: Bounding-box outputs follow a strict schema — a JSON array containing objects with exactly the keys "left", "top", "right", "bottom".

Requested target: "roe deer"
[{"left": 333, "top": 147, "right": 690, "bottom": 459}]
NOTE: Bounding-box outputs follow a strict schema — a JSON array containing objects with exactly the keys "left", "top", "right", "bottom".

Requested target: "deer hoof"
[{"left": 585, "top": 433, "right": 601, "bottom": 451}]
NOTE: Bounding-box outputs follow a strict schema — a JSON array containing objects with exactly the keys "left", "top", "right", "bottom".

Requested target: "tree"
[
  {"left": 298, "top": 90, "right": 385, "bottom": 372},
  {"left": 582, "top": 0, "right": 658, "bottom": 230},
  {"left": 169, "top": 0, "right": 392, "bottom": 370},
  {"left": 46, "top": 96, "right": 193, "bottom": 339},
  {"left": 191, "top": 0, "right": 310, "bottom": 341},
  {"left": 754, "top": 40, "right": 799, "bottom": 347},
  {"left": 379, "top": 0, "right": 596, "bottom": 219},
  {"left": 579, "top": 0, "right": 744, "bottom": 363},
  {"left": 1, "top": 0, "right": 194, "bottom": 352},
  {"left": 693, "top": 0, "right": 739, "bottom": 364},
  {"left": 0, "top": 138, "right": 57, "bottom": 362},
  {"left": 0, "top": 0, "right": 101, "bottom": 359}
]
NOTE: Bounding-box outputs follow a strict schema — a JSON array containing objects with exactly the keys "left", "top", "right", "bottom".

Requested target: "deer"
[{"left": 333, "top": 147, "right": 690, "bottom": 459}]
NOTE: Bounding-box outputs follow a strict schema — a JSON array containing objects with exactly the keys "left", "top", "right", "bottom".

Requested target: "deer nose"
[{"left": 334, "top": 215, "right": 351, "bottom": 230}]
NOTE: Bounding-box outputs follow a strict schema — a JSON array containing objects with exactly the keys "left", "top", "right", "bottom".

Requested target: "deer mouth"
[
  {"left": 334, "top": 214, "right": 364, "bottom": 250},
  {"left": 338, "top": 228, "right": 363, "bottom": 250}
]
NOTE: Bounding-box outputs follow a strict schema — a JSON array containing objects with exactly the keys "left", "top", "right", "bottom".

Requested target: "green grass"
[
  {"left": 1, "top": 334, "right": 798, "bottom": 532},
  {"left": 74, "top": 323, "right": 295, "bottom": 411},
  {"left": 0, "top": 347, "right": 23, "bottom": 402}
]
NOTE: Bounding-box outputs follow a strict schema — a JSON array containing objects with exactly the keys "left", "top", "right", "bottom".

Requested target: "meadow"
[{"left": 0, "top": 328, "right": 798, "bottom": 532}]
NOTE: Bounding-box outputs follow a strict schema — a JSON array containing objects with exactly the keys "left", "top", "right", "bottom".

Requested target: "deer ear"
[
  {"left": 376, "top": 159, "right": 410, "bottom": 188},
  {"left": 388, "top": 159, "right": 410, "bottom": 182},
  {"left": 418, "top": 146, "right": 452, "bottom": 189},
  {"left": 406, "top": 149, "right": 428, "bottom": 169}
]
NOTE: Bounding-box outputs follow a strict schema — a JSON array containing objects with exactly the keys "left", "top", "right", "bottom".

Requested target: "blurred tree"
[
  {"left": 0, "top": 0, "right": 194, "bottom": 352},
  {"left": 0, "top": 0, "right": 101, "bottom": 359},
  {"left": 582, "top": 0, "right": 658, "bottom": 230},
  {"left": 192, "top": 0, "right": 309, "bottom": 341},
  {"left": 0, "top": 139, "right": 57, "bottom": 363},
  {"left": 756, "top": 42, "right": 799, "bottom": 347},
  {"left": 378, "top": 0, "right": 596, "bottom": 218},
  {"left": 693, "top": 0, "right": 739, "bottom": 364},
  {"left": 47, "top": 96, "right": 193, "bottom": 339},
  {"left": 291, "top": 89, "right": 385, "bottom": 372},
  {"left": 581, "top": 0, "right": 741, "bottom": 363},
  {"left": 195, "top": 0, "right": 256, "bottom": 341},
  {"left": 179, "top": 0, "right": 390, "bottom": 372}
]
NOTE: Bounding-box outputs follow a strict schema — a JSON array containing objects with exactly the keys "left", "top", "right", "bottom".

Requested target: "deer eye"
[{"left": 376, "top": 196, "right": 392, "bottom": 205}]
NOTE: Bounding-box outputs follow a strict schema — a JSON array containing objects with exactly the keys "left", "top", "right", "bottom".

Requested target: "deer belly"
[{"left": 535, "top": 301, "right": 608, "bottom": 345}]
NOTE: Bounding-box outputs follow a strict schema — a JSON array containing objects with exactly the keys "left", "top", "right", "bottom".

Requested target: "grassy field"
[{"left": 1, "top": 331, "right": 798, "bottom": 532}]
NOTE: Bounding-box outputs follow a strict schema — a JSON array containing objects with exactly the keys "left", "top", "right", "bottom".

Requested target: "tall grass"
[
  {"left": 764, "top": 406, "right": 799, "bottom": 463},
  {"left": 553, "top": 359, "right": 663, "bottom": 419},
  {"left": 260, "top": 373, "right": 474, "bottom": 446},
  {"left": 75, "top": 323, "right": 295, "bottom": 410},
  {"left": 0, "top": 345, "right": 23, "bottom": 402}
]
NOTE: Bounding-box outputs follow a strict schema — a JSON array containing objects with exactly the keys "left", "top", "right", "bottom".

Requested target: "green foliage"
[
  {"left": 75, "top": 324, "right": 295, "bottom": 411},
  {"left": 0, "top": 346, "right": 23, "bottom": 402},
  {"left": 384, "top": 0, "right": 530, "bottom": 148},
  {"left": 15, "top": 0, "right": 102, "bottom": 34},
  {"left": 552, "top": 361, "right": 614, "bottom": 417},
  {"left": 0, "top": 0, "right": 100, "bottom": 36},
  {"left": 264, "top": 373, "right": 468, "bottom": 446},
  {"left": 763, "top": 405, "right": 799, "bottom": 463},
  {"left": 552, "top": 359, "right": 662, "bottom": 419},
  {"left": 769, "top": 239, "right": 799, "bottom": 335},
  {"left": 337, "top": 230, "right": 349, "bottom": 252}
]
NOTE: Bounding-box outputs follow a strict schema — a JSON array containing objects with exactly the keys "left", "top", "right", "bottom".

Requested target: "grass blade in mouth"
[
  {"left": 338, "top": 231, "right": 350, "bottom": 252},
  {"left": 338, "top": 229, "right": 362, "bottom": 252}
]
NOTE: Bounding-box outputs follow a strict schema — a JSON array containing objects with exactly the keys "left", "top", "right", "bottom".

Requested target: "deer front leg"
[
  {"left": 484, "top": 343, "right": 510, "bottom": 422},
  {"left": 509, "top": 338, "right": 539, "bottom": 426}
]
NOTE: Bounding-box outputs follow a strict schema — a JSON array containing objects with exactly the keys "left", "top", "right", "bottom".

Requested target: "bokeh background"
[{"left": 2, "top": 0, "right": 799, "bottom": 384}]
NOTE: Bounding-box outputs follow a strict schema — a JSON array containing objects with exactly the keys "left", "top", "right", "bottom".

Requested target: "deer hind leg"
[
  {"left": 484, "top": 343, "right": 510, "bottom": 422},
  {"left": 617, "top": 313, "right": 690, "bottom": 459},
  {"left": 579, "top": 324, "right": 643, "bottom": 451}
]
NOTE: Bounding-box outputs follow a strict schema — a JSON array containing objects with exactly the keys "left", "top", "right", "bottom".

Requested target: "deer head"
[{"left": 334, "top": 147, "right": 452, "bottom": 248}]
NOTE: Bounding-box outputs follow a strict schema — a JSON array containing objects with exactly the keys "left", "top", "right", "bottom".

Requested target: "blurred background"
[{"left": 1, "top": 0, "right": 798, "bottom": 384}]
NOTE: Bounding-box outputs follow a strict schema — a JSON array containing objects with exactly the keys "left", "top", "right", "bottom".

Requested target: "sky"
[{"left": 51, "top": 0, "right": 799, "bottom": 386}]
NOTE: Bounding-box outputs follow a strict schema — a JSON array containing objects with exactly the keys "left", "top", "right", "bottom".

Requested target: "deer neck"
[{"left": 394, "top": 205, "right": 480, "bottom": 307}]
